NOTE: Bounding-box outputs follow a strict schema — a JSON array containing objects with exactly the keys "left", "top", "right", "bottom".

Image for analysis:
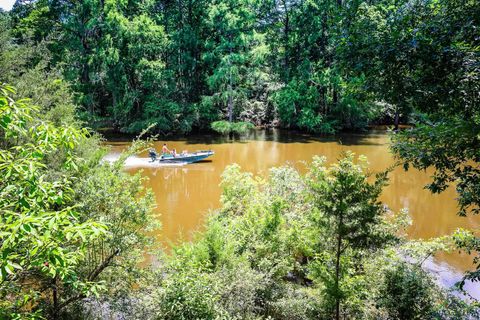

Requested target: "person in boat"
[
  {"left": 171, "top": 149, "right": 177, "bottom": 157},
  {"left": 148, "top": 148, "right": 157, "bottom": 161},
  {"left": 162, "top": 143, "right": 170, "bottom": 155}
]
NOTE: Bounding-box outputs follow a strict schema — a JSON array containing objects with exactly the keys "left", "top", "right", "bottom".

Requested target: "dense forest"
[
  {"left": 1, "top": 0, "right": 480, "bottom": 319},
  {"left": 1, "top": 0, "right": 478, "bottom": 134}
]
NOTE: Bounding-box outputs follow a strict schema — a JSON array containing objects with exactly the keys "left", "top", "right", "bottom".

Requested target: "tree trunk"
[
  {"left": 80, "top": 36, "right": 89, "bottom": 87},
  {"left": 52, "top": 277, "right": 58, "bottom": 320},
  {"left": 332, "top": 85, "right": 339, "bottom": 116},
  {"left": 228, "top": 39, "right": 234, "bottom": 124},
  {"left": 394, "top": 107, "right": 400, "bottom": 131},
  {"left": 228, "top": 76, "right": 233, "bottom": 123},
  {"left": 281, "top": 0, "right": 290, "bottom": 81},
  {"left": 334, "top": 213, "right": 343, "bottom": 320}
]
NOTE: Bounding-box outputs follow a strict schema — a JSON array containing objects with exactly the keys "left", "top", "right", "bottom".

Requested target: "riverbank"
[{"left": 96, "top": 123, "right": 413, "bottom": 141}]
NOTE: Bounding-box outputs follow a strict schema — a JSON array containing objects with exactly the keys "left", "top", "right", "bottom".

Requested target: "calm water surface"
[{"left": 107, "top": 129, "right": 480, "bottom": 296}]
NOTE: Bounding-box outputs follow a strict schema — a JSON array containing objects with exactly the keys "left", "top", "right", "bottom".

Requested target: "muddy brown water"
[{"left": 107, "top": 129, "right": 480, "bottom": 298}]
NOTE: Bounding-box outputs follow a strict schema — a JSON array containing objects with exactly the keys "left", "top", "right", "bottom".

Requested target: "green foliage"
[
  {"left": 305, "top": 153, "right": 395, "bottom": 318},
  {"left": 156, "top": 265, "right": 222, "bottom": 320},
  {"left": 3, "top": 0, "right": 480, "bottom": 316},
  {"left": 0, "top": 19, "right": 79, "bottom": 128},
  {"left": 379, "top": 262, "right": 436, "bottom": 319},
  {"left": 231, "top": 121, "right": 255, "bottom": 135},
  {"left": 388, "top": 0, "right": 480, "bottom": 282},
  {"left": 201, "top": 0, "right": 268, "bottom": 125},
  {"left": 210, "top": 120, "right": 232, "bottom": 135},
  {"left": 273, "top": 78, "right": 337, "bottom": 133},
  {"left": 0, "top": 0, "right": 440, "bottom": 134},
  {"left": 71, "top": 154, "right": 158, "bottom": 303},
  {"left": 0, "top": 84, "right": 108, "bottom": 318},
  {"left": 3, "top": 0, "right": 475, "bottom": 135},
  {"left": 392, "top": 117, "right": 480, "bottom": 217},
  {"left": 452, "top": 229, "right": 480, "bottom": 286},
  {"left": 376, "top": 259, "right": 480, "bottom": 320},
  {"left": 0, "top": 83, "right": 157, "bottom": 318},
  {"left": 211, "top": 120, "right": 255, "bottom": 135}
]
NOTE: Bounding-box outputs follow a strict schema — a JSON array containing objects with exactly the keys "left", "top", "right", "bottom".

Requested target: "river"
[{"left": 106, "top": 129, "right": 480, "bottom": 298}]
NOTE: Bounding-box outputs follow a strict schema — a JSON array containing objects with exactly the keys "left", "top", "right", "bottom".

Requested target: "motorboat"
[{"left": 149, "top": 149, "right": 214, "bottom": 164}]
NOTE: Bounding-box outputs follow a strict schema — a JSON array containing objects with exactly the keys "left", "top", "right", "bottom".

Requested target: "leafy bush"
[
  {"left": 298, "top": 108, "right": 336, "bottom": 134},
  {"left": 211, "top": 120, "right": 255, "bottom": 135},
  {"left": 211, "top": 120, "right": 232, "bottom": 134},
  {"left": 156, "top": 266, "right": 222, "bottom": 320},
  {"left": 379, "top": 262, "right": 436, "bottom": 319},
  {"left": 273, "top": 78, "right": 339, "bottom": 133},
  {"left": 231, "top": 121, "right": 255, "bottom": 134}
]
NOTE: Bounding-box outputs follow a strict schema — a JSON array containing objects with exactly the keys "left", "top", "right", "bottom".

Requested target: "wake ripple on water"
[{"left": 102, "top": 154, "right": 187, "bottom": 168}]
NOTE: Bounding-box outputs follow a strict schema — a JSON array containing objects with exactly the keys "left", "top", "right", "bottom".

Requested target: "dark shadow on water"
[
  {"left": 179, "top": 129, "right": 388, "bottom": 146},
  {"left": 104, "top": 129, "right": 389, "bottom": 147}
]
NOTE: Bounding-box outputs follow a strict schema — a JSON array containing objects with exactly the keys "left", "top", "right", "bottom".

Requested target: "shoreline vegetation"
[
  {"left": 2, "top": 82, "right": 479, "bottom": 319},
  {"left": 1, "top": 0, "right": 479, "bottom": 318},
  {"left": 97, "top": 123, "right": 413, "bottom": 137}
]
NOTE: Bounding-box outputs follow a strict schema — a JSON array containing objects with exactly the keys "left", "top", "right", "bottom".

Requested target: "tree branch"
[{"left": 56, "top": 248, "right": 120, "bottom": 312}]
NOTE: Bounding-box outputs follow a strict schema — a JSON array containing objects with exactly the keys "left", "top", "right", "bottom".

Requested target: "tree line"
[{"left": 2, "top": 0, "right": 477, "bottom": 134}]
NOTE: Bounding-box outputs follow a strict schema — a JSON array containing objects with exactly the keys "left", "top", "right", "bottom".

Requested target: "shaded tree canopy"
[{"left": 1, "top": 0, "right": 476, "bottom": 135}]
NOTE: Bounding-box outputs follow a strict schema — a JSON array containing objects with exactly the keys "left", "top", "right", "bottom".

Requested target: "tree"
[
  {"left": 20, "top": 0, "right": 170, "bottom": 132},
  {"left": 157, "top": 0, "right": 210, "bottom": 129},
  {"left": 5, "top": 0, "right": 478, "bottom": 136},
  {"left": 390, "top": 0, "right": 480, "bottom": 281},
  {"left": 306, "top": 153, "right": 394, "bottom": 320},
  {"left": 0, "top": 84, "right": 107, "bottom": 318},
  {"left": 0, "top": 82, "right": 157, "bottom": 318},
  {"left": 202, "top": 0, "right": 265, "bottom": 126},
  {"left": 0, "top": 18, "right": 80, "bottom": 127}
]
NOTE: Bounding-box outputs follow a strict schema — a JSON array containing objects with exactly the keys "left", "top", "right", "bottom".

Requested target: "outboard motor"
[{"left": 149, "top": 149, "right": 157, "bottom": 162}]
